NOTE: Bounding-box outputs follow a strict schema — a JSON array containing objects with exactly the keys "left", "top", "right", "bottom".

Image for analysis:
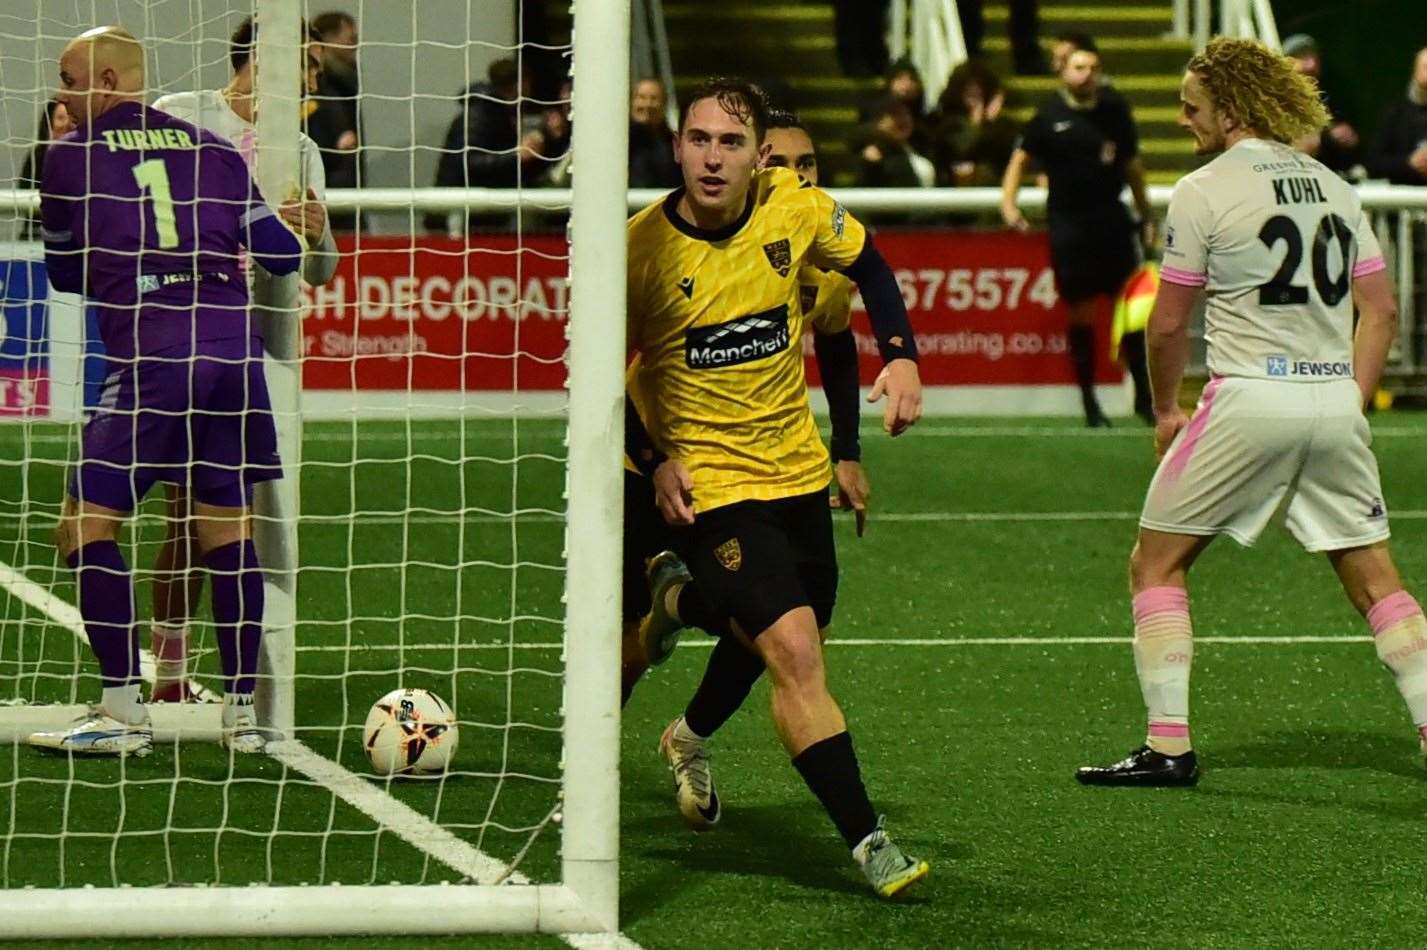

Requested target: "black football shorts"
[{"left": 679, "top": 489, "right": 838, "bottom": 638}]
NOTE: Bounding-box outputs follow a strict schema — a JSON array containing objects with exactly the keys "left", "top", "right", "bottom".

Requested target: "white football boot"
[
  {"left": 29, "top": 708, "right": 153, "bottom": 757},
  {"left": 658, "top": 716, "right": 720, "bottom": 830},
  {"left": 220, "top": 695, "right": 266, "bottom": 754}
]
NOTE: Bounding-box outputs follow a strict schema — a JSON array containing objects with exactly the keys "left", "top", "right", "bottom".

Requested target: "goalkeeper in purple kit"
[{"left": 31, "top": 26, "right": 302, "bottom": 757}]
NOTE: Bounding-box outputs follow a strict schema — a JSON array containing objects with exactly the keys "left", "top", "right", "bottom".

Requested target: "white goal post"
[{"left": 0, "top": 0, "right": 627, "bottom": 938}]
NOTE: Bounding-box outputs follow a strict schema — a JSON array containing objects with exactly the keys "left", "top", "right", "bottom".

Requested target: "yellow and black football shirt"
[{"left": 626, "top": 166, "right": 867, "bottom": 513}]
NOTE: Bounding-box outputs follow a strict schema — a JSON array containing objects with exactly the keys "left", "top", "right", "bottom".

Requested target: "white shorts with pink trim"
[{"left": 1139, "top": 377, "right": 1390, "bottom": 552}]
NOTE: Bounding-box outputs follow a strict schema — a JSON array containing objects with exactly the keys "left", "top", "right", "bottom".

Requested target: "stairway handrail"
[
  {"left": 631, "top": 0, "right": 680, "bottom": 130},
  {"left": 1174, "top": 0, "right": 1281, "bottom": 52},
  {"left": 888, "top": 0, "right": 967, "bottom": 111}
]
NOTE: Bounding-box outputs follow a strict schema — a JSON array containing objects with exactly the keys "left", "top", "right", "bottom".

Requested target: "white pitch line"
[
  {"left": 0, "top": 559, "right": 645, "bottom": 948},
  {"left": 12, "top": 424, "right": 1425, "bottom": 448},
  {"left": 908, "top": 424, "right": 1427, "bottom": 439},
  {"left": 22, "top": 509, "right": 1427, "bottom": 531},
  {"left": 266, "top": 739, "right": 514, "bottom": 883},
  {"left": 294, "top": 634, "right": 1372, "bottom": 653},
  {"left": 0, "top": 557, "right": 219, "bottom": 702},
  {"left": 292, "top": 508, "right": 1427, "bottom": 527}
]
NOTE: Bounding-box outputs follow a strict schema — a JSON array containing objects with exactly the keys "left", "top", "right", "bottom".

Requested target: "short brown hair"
[
  {"left": 311, "top": 11, "right": 355, "bottom": 40},
  {"left": 679, "top": 77, "right": 769, "bottom": 143},
  {"left": 230, "top": 16, "right": 322, "bottom": 74},
  {"left": 1186, "top": 37, "right": 1329, "bottom": 144}
]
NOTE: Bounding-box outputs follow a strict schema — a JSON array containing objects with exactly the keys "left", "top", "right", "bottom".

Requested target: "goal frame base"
[{"left": 0, "top": 882, "right": 612, "bottom": 938}]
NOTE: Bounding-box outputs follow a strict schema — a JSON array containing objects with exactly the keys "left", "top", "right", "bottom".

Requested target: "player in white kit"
[
  {"left": 144, "top": 17, "right": 338, "bottom": 702},
  {"left": 1077, "top": 38, "right": 1427, "bottom": 786}
]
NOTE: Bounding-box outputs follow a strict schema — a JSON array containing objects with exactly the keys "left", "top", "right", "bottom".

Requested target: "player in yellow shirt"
[
  {"left": 619, "top": 111, "right": 867, "bottom": 691},
  {"left": 624, "top": 79, "right": 927, "bottom": 898},
  {"left": 626, "top": 109, "right": 879, "bottom": 825}
]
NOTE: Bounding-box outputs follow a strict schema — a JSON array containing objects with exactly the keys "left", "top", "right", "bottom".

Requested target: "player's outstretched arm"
[
  {"left": 1000, "top": 148, "right": 1031, "bottom": 231},
  {"left": 40, "top": 225, "right": 82, "bottom": 293},
  {"left": 813, "top": 328, "right": 861, "bottom": 466},
  {"left": 839, "top": 240, "right": 922, "bottom": 435},
  {"left": 1145, "top": 280, "right": 1201, "bottom": 457},
  {"left": 280, "top": 187, "right": 338, "bottom": 286},
  {"left": 38, "top": 151, "right": 82, "bottom": 293},
  {"left": 1351, "top": 268, "right": 1399, "bottom": 409},
  {"left": 813, "top": 328, "right": 870, "bottom": 536},
  {"left": 625, "top": 396, "right": 695, "bottom": 526},
  {"left": 243, "top": 208, "right": 304, "bottom": 276},
  {"left": 624, "top": 396, "right": 666, "bottom": 478}
]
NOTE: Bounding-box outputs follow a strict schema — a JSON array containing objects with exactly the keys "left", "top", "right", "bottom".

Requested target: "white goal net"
[{"left": 0, "top": 0, "right": 623, "bottom": 936}]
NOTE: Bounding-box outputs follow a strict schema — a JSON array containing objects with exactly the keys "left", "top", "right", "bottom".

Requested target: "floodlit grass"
[{"left": 5, "top": 412, "right": 1427, "bottom": 945}]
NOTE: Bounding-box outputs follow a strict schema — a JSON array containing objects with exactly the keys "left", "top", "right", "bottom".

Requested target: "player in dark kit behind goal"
[{"left": 1001, "top": 35, "right": 1154, "bottom": 426}]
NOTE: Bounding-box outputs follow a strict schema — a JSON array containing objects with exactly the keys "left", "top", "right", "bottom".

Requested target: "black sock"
[
  {"left": 1067, "top": 323, "right": 1101, "bottom": 418},
  {"left": 676, "top": 584, "right": 732, "bottom": 639},
  {"left": 791, "top": 731, "right": 879, "bottom": 850},
  {"left": 683, "top": 637, "right": 766, "bottom": 737},
  {"left": 1120, "top": 330, "right": 1152, "bottom": 416}
]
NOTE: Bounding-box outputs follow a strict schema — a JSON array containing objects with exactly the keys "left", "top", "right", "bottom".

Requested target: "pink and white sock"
[
  {"left": 1132, "top": 586, "right": 1194, "bottom": 756},
  {"left": 150, "top": 624, "right": 188, "bottom": 698},
  {"left": 1367, "top": 591, "right": 1427, "bottom": 742}
]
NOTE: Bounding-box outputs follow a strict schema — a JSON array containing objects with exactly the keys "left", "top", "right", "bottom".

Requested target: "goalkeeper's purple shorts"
[{"left": 70, "top": 337, "right": 282, "bottom": 512}]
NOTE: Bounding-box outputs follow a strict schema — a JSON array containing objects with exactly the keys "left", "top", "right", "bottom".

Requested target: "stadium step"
[{"left": 545, "top": 0, "right": 1200, "bottom": 185}]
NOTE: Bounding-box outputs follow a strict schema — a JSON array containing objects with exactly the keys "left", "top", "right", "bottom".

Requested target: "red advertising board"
[
  {"left": 822, "top": 229, "right": 1120, "bottom": 386},
  {"left": 301, "top": 231, "right": 1118, "bottom": 391},
  {"left": 300, "top": 235, "right": 570, "bottom": 391},
  {"left": 0, "top": 368, "right": 48, "bottom": 417}
]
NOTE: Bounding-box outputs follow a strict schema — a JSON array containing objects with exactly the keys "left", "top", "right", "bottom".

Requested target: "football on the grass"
[{"left": 363, "top": 688, "right": 459, "bottom": 776}]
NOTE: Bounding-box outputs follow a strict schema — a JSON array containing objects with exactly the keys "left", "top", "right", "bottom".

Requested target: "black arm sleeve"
[
  {"left": 813, "top": 328, "right": 861, "bottom": 463},
  {"left": 624, "top": 396, "right": 666, "bottom": 477},
  {"left": 839, "top": 238, "right": 918, "bottom": 363}
]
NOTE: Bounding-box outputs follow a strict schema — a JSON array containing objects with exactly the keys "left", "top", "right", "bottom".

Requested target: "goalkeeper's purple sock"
[
  {"left": 206, "top": 540, "right": 264, "bottom": 695},
  {"left": 66, "top": 541, "right": 141, "bottom": 691}
]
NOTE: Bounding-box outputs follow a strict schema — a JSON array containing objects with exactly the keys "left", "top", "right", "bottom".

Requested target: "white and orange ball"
[{"left": 363, "top": 688, "right": 459, "bottom": 776}]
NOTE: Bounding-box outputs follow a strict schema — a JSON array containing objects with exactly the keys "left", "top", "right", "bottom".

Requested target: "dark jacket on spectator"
[
  {"left": 435, "top": 81, "right": 521, "bottom": 188},
  {"left": 629, "top": 122, "right": 681, "bottom": 188},
  {"left": 932, "top": 113, "right": 1020, "bottom": 186},
  {"left": 1366, "top": 94, "right": 1427, "bottom": 184},
  {"left": 307, "top": 65, "right": 363, "bottom": 190}
]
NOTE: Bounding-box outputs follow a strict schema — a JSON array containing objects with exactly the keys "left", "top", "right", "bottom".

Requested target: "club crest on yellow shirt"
[
  {"left": 762, "top": 238, "right": 792, "bottom": 278},
  {"left": 714, "top": 537, "right": 742, "bottom": 572}
]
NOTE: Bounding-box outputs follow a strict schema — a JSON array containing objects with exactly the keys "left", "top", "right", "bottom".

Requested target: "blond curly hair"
[{"left": 1186, "top": 37, "right": 1329, "bottom": 143}]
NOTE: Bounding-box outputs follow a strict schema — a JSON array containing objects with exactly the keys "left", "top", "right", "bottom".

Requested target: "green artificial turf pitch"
[{"left": 4, "top": 412, "right": 1427, "bottom": 947}]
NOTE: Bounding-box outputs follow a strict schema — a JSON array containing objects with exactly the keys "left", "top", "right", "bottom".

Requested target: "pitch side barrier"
[{"left": 4, "top": 184, "right": 1422, "bottom": 413}]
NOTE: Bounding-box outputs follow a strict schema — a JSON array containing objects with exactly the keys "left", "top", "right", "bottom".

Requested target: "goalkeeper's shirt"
[
  {"left": 625, "top": 166, "right": 866, "bottom": 513},
  {"left": 39, "top": 101, "right": 296, "bottom": 359}
]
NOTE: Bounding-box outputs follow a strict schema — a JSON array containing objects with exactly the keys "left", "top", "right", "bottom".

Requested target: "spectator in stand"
[
  {"left": 19, "top": 99, "right": 76, "bottom": 239},
  {"left": 885, "top": 60, "right": 936, "bottom": 157},
  {"left": 832, "top": 0, "right": 890, "bottom": 77},
  {"left": 1366, "top": 44, "right": 1427, "bottom": 185},
  {"left": 541, "top": 77, "right": 574, "bottom": 188},
  {"left": 20, "top": 99, "right": 75, "bottom": 189},
  {"left": 932, "top": 60, "right": 1019, "bottom": 186},
  {"left": 960, "top": 0, "right": 1046, "bottom": 75},
  {"left": 19, "top": 98, "right": 76, "bottom": 238},
  {"left": 628, "top": 78, "right": 680, "bottom": 188},
  {"left": 851, "top": 94, "right": 936, "bottom": 189},
  {"left": 431, "top": 59, "right": 547, "bottom": 231},
  {"left": 307, "top": 11, "right": 363, "bottom": 231},
  {"left": 1282, "top": 34, "right": 1361, "bottom": 177},
  {"left": 1050, "top": 32, "right": 1085, "bottom": 74}
]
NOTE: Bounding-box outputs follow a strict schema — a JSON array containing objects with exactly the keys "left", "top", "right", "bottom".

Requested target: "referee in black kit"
[{"left": 1000, "top": 34, "right": 1153, "bottom": 427}]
